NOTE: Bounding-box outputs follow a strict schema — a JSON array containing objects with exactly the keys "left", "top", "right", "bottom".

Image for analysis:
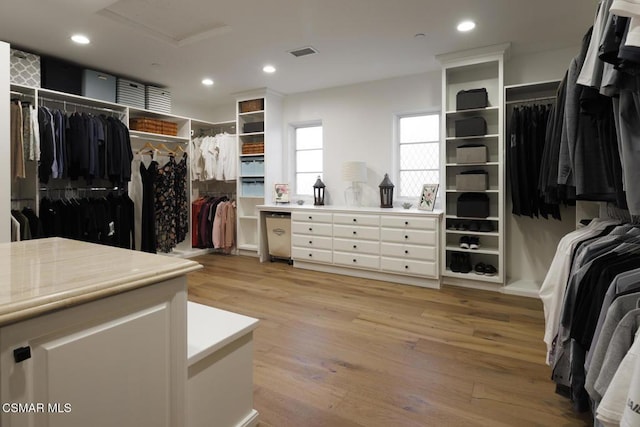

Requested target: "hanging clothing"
[
  {"left": 175, "top": 154, "right": 189, "bottom": 244},
  {"left": 140, "top": 160, "right": 158, "bottom": 253},
  {"left": 508, "top": 104, "right": 560, "bottom": 219},
  {"left": 155, "top": 157, "right": 178, "bottom": 253},
  {"left": 10, "top": 100, "right": 26, "bottom": 180}
]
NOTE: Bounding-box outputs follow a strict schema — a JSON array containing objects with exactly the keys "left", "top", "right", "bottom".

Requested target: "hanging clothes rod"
[
  {"left": 38, "top": 96, "right": 125, "bottom": 115},
  {"left": 40, "top": 187, "right": 122, "bottom": 192},
  {"left": 505, "top": 96, "right": 557, "bottom": 105},
  {"left": 10, "top": 197, "right": 35, "bottom": 201},
  {"left": 10, "top": 90, "right": 34, "bottom": 98}
]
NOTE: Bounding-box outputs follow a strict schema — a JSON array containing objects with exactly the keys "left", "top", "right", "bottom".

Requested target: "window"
[
  {"left": 398, "top": 113, "right": 440, "bottom": 198},
  {"left": 294, "top": 124, "right": 323, "bottom": 195}
]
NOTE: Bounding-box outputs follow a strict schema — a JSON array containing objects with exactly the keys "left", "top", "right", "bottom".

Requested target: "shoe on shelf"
[
  {"left": 469, "top": 221, "right": 480, "bottom": 232},
  {"left": 484, "top": 264, "right": 497, "bottom": 276},
  {"left": 469, "top": 237, "right": 480, "bottom": 250},
  {"left": 459, "top": 236, "right": 470, "bottom": 249},
  {"left": 450, "top": 253, "right": 461, "bottom": 273},
  {"left": 460, "top": 253, "right": 472, "bottom": 273},
  {"left": 479, "top": 221, "right": 494, "bottom": 233},
  {"left": 474, "top": 262, "right": 486, "bottom": 275},
  {"left": 459, "top": 221, "right": 470, "bottom": 231}
]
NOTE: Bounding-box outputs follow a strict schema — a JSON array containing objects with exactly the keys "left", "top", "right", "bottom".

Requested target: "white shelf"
[
  {"left": 445, "top": 215, "right": 499, "bottom": 221},
  {"left": 445, "top": 245, "right": 499, "bottom": 255},
  {"left": 238, "top": 110, "right": 265, "bottom": 116},
  {"left": 445, "top": 134, "right": 499, "bottom": 141},
  {"left": 130, "top": 130, "right": 189, "bottom": 144},
  {"left": 446, "top": 189, "right": 499, "bottom": 193},
  {"left": 239, "top": 175, "right": 264, "bottom": 179},
  {"left": 445, "top": 229, "right": 499, "bottom": 237},
  {"left": 238, "top": 244, "right": 258, "bottom": 251},
  {"left": 239, "top": 132, "right": 264, "bottom": 137},
  {"left": 502, "top": 279, "right": 541, "bottom": 298},
  {"left": 238, "top": 195, "right": 264, "bottom": 200},
  {"left": 240, "top": 154, "right": 264, "bottom": 158},
  {"left": 445, "top": 106, "right": 499, "bottom": 116},
  {"left": 239, "top": 215, "right": 258, "bottom": 220},
  {"left": 446, "top": 162, "right": 499, "bottom": 167},
  {"left": 443, "top": 269, "right": 502, "bottom": 284}
]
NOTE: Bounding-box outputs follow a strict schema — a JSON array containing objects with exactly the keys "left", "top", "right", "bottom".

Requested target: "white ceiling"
[{"left": 0, "top": 0, "right": 596, "bottom": 114}]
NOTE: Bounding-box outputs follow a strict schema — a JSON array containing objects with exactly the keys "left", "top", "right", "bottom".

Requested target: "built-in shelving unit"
[
  {"left": 8, "top": 81, "right": 241, "bottom": 258},
  {"left": 437, "top": 43, "right": 509, "bottom": 290},
  {"left": 235, "top": 89, "right": 283, "bottom": 255}
]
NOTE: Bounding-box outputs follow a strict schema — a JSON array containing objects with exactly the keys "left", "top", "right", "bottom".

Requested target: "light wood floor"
[{"left": 188, "top": 255, "right": 591, "bottom": 427}]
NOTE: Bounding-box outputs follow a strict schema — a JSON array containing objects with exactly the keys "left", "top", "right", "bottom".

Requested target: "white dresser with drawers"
[{"left": 258, "top": 205, "right": 442, "bottom": 289}]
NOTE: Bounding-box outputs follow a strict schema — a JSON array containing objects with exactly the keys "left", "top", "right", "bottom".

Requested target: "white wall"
[
  {"left": 506, "top": 45, "right": 579, "bottom": 86},
  {"left": 282, "top": 71, "right": 441, "bottom": 206},
  {"left": 0, "top": 42, "right": 9, "bottom": 243}
]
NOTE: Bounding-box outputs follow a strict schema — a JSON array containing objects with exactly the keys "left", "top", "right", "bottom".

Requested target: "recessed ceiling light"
[
  {"left": 457, "top": 20, "right": 476, "bottom": 32},
  {"left": 71, "top": 34, "right": 90, "bottom": 45},
  {"left": 263, "top": 65, "right": 276, "bottom": 74},
  {"left": 202, "top": 78, "right": 214, "bottom": 86}
]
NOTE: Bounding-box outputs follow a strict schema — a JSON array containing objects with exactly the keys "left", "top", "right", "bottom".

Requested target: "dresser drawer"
[
  {"left": 333, "top": 213, "right": 380, "bottom": 227},
  {"left": 333, "top": 224, "right": 379, "bottom": 240},
  {"left": 380, "top": 215, "right": 437, "bottom": 230},
  {"left": 334, "top": 238, "right": 379, "bottom": 255},
  {"left": 380, "top": 228, "right": 436, "bottom": 245},
  {"left": 292, "top": 247, "right": 333, "bottom": 263},
  {"left": 292, "top": 211, "right": 332, "bottom": 223},
  {"left": 292, "top": 221, "right": 333, "bottom": 237},
  {"left": 380, "top": 242, "right": 436, "bottom": 261},
  {"left": 292, "top": 235, "right": 333, "bottom": 250},
  {"left": 381, "top": 257, "right": 437, "bottom": 278},
  {"left": 333, "top": 252, "right": 380, "bottom": 269}
]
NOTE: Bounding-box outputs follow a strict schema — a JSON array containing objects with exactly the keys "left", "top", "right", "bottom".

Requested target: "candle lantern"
[
  {"left": 313, "top": 176, "right": 326, "bottom": 206},
  {"left": 378, "top": 173, "right": 394, "bottom": 208}
]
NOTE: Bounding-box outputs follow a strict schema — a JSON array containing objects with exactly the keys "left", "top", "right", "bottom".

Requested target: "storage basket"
[
  {"left": 130, "top": 118, "right": 163, "bottom": 134},
  {"left": 456, "top": 88, "right": 488, "bottom": 110},
  {"left": 456, "top": 171, "right": 488, "bottom": 191},
  {"left": 240, "top": 158, "right": 265, "bottom": 176},
  {"left": 241, "top": 142, "right": 264, "bottom": 155},
  {"left": 117, "top": 78, "right": 145, "bottom": 109},
  {"left": 10, "top": 48, "right": 40, "bottom": 87},
  {"left": 455, "top": 117, "right": 487, "bottom": 137},
  {"left": 243, "top": 121, "right": 264, "bottom": 133},
  {"left": 241, "top": 178, "right": 265, "bottom": 197},
  {"left": 161, "top": 121, "right": 178, "bottom": 136},
  {"left": 456, "top": 144, "right": 487, "bottom": 164},
  {"left": 82, "top": 69, "right": 116, "bottom": 103},
  {"left": 239, "top": 99, "right": 264, "bottom": 113},
  {"left": 146, "top": 85, "right": 172, "bottom": 114}
]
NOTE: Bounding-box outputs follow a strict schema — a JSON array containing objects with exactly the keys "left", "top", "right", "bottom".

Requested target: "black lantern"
[
  {"left": 313, "top": 176, "right": 326, "bottom": 206},
  {"left": 379, "top": 173, "right": 394, "bottom": 208}
]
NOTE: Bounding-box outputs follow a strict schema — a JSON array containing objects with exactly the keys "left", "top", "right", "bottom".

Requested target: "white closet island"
[
  {"left": 0, "top": 238, "right": 201, "bottom": 427},
  {"left": 257, "top": 205, "right": 443, "bottom": 289}
]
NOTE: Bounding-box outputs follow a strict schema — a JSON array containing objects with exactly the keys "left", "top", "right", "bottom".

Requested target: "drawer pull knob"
[
  {"left": 405, "top": 221, "right": 409, "bottom": 225},
  {"left": 353, "top": 231, "right": 357, "bottom": 235},
  {"left": 353, "top": 245, "right": 357, "bottom": 249},
  {"left": 404, "top": 235, "right": 409, "bottom": 239},
  {"left": 353, "top": 218, "right": 357, "bottom": 222},
  {"left": 405, "top": 265, "right": 409, "bottom": 269},
  {"left": 13, "top": 346, "right": 31, "bottom": 363},
  {"left": 353, "top": 259, "right": 357, "bottom": 263},
  {"left": 309, "top": 241, "right": 313, "bottom": 244},
  {"left": 404, "top": 250, "right": 409, "bottom": 254},
  {"left": 309, "top": 228, "right": 313, "bottom": 231},
  {"left": 309, "top": 253, "right": 313, "bottom": 257},
  {"left": 309, "top": 216, "right": 312, "bottom": 220}
]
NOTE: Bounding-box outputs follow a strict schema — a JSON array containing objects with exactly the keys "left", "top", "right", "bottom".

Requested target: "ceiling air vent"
[{"left": 289, "top": 46, "right": 318, "bottom": 58}]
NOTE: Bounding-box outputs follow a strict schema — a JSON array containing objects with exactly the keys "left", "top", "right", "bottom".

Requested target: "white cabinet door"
[{"left": 0, "top": 277, "right": 187, "bottom": 427}]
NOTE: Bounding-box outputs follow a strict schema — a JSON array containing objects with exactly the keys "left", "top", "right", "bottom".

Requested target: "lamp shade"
[{"left": 342, "top": 161, "right": 367, "bottom": 182}]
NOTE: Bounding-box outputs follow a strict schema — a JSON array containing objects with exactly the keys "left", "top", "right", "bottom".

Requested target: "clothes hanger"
[
  {"left": 157, "top": 143, "right": 176, "bottom": 156},
  {"left": 136, "top": 142, "right": 157, "bottom": 155}
]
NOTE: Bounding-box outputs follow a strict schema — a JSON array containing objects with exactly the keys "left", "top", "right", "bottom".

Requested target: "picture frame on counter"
[
  {"left": 418, "top": 184, "right": 439, "bottom": 211},
  {"left": 274, "top": 183, "right": 290, "bottom": 203}
]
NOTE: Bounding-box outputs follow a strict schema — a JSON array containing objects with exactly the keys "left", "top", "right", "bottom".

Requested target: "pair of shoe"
[
  {"left": 450, "top": 252, "right": 472, "bottom": 274},
  {"left": 474, "top": 263, "right": 497, "bottom": 276},
  {"left": 459, "top": 236, "right": 480, "bottom": 249}
]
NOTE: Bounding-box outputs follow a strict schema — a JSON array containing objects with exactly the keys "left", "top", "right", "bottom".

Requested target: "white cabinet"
[
  {"left": 437, "top": 44, "right": 509, "bottom": 289},
  {"left": 0, "top": 276, "right": 187, "bottom": 427},
  {"left": 281, "top": 206, "right": 442, "bottom": 288}
]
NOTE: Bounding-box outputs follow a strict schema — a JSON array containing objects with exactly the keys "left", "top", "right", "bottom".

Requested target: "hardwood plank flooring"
[{"left": 188, "top": 255, "right": 591, "bottom": 426}]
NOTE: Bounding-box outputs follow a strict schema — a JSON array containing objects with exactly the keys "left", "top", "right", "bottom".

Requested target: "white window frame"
[
  {"left": 394, "top": 111, "right": 441, "bottom": 204},
  {"left": 290, "top": 121, "right": 323, "bottom": 197}
]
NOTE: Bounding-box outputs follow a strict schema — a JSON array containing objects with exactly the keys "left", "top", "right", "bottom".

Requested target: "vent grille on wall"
[{"left": 288, "top": 46, "right": 318, "bottom": 57}]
